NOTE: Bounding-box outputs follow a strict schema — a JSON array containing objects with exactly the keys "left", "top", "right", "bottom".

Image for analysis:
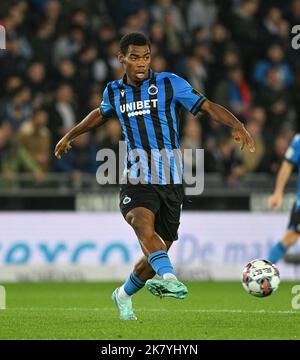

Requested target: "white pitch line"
[{"left": 5, "top": 308, "right": 299, "bottom": 314}]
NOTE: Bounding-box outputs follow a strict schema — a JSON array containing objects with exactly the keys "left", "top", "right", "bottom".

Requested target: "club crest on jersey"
[{"left": 148, "top": 84, "right": 158, "bottom": 95}]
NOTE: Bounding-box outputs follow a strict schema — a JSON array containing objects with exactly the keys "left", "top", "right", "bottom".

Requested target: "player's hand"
[
  {"left": 268, "top": 193, "right": 283, "bottom": 209},
  {"left": 232, "top": 124, "right": 255, "bottom": 153},
  {"left": 54, "top": 136, "right": 72, "bottom": 159}
]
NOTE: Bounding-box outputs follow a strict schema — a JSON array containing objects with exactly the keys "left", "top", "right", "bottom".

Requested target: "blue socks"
[
  {"left": 121, "top": 251, "right": 175, "bottom": 297},
  {"left": 148, "top": 250, "right": 175, "bottom": 276},
  {"left": 123, "top": 271, "right": 145, "bottom": 296},
  {"left": 267, "top": 241, "right": 287, "bottom": 264}
]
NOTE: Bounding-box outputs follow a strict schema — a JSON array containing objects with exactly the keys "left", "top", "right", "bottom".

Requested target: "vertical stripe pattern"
[{"left": 109, "top": 72, "right": 199, "bottom": 184}]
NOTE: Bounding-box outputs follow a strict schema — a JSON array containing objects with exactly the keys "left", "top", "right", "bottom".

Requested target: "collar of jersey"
[{"left": 120, "top": 69, "right": 155, "bottom": 89}]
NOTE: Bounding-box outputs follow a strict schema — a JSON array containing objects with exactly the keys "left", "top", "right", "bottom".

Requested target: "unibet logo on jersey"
[{"left": 120, "top": 99, "right": 158, "bottom": 117}]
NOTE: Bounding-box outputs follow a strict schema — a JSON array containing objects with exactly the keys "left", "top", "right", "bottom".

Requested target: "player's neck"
[
  {"left": 125, "top": 71, "right": 150, "bottom": 87},
  {"left": 126, "top": 77, "right": 139, "bottom": 87}
]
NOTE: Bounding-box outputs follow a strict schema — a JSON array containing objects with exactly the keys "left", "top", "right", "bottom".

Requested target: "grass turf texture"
[{"left": 0, "top": 281, "right": 299, "bottom": 340}]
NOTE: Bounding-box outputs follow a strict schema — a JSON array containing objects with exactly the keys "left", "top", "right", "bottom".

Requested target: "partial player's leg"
[
  {"left": 267, "top": 230, "right": 299, "bottom": 263},
  {"left": 111, "top": 217, "right": 179, "bottom": 320},
  {"left": 125, "top": 207, "right": 186, "bottom": 297},
  {"left": 112, "top": 207, "right": 186, "bottom": 319},
  {"left": 112, "top": 184, "right": 162, "bottom": 320},
  {"left": 143, "top": 185, "right": 187, "bottom": 299},
  {"left": 268, "top": 202, "right": 300, "bottom": 263},
  {"left": 112, "top": 184, "right": 186, "bottom": 320},
  {"left": 132, "top": 239, "right": 173, "bottom": 280},
  {"left": 129, "top": 239, "right": 187, "bottom": 300}
]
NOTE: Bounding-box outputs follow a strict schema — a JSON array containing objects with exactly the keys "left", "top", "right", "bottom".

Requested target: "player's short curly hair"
[{"left": 119, "top": 32, "right": 151, "bottom": 54}]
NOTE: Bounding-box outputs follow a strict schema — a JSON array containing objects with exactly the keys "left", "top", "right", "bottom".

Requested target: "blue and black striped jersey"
[{"left": 99, "top": 70, "right": 206, "bottom": 184}]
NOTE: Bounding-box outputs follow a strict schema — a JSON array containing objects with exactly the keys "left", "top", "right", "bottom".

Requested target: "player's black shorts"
[
  {"left": 288, "top": 201, "right": 300, "bottom": 233},
  {"left": 119, "top": 183, "right": 184, "bottom": 242}
]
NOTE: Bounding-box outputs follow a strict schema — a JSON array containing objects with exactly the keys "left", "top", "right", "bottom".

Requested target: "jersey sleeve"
[
  {"left": 284, "top": 134, "right": 300, "bottom": 165},
  {"left": 170, "top": 74, "right": 207, "bottom": 115},
  {"left": 99, "top": 85, "right": 116, "bottom": 118}
]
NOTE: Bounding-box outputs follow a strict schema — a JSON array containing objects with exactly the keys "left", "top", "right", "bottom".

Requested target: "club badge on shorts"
[{"left": 148, "top": 84, "right": 158, "bottom": 95}]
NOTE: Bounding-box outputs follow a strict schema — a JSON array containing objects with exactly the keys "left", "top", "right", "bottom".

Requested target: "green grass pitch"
[{"left": 0, "top": 281, "right": 299, "bottom": 340}]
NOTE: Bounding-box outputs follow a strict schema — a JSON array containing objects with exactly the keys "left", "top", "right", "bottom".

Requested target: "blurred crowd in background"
[{"left": 0, "top": 0, "right": 300, "bottom": 186}]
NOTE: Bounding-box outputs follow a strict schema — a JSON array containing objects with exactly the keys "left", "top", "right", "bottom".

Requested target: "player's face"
[{"left": 119, "top": 45, "right": 151, "bottom": 84}]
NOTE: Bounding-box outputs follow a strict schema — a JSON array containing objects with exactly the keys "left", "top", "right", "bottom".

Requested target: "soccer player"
[
  {"left": 267, "top": 134, "right": 300, "bottom": 264},
  {"left": 55, "top": 32, "right": 255, "bottom": 320}
]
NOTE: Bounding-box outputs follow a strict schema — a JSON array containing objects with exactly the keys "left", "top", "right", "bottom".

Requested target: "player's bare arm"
[
  {"left": 268, "top": 160, "right": 294, "bottom": 209},
  {"left": 54, "top": 108, "right": 108, "bottom": 159},
  {"left": 200, "top": 100, "right": 255, "bottom": 153}
]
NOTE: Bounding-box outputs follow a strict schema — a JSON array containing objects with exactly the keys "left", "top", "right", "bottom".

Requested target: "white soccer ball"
[{"left": 242, "top": 259, "right": 280, "bottom": 297}]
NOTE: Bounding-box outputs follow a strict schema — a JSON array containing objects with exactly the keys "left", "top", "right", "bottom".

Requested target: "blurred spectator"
[
  {"left": 106, "top": 40, "right": 122, "bottom": 75},
  {"left": 0, "top": 86, "right": 32, "bottom": 132},
  {"left": 211, "top": 23, "right": 232, "bottom": 63},
  {"left": 43, "top": 0, "right": 63, "bottom": 33},
  {"left": 253, "top": 43, "right": 293, "bottom": 88},
  {"left": 230, "top": 0, "right": 260, "bottom": 69},
  {"left": 0, "top": 75, "right": 23, "bottom": 99},
  {"left": 26, "top": 62, "right": 49, "bottom": 108},
  {"left": 208, "top": 25, "right": 237, "bottom": 92},
  {"left": 47, "top": 83, "right": 78, "bottom": 145},
  {"left": 214, "top": 66, "right": 252, "bottom": 121},
  {"left": 151, "top": 0, "right": 186, "bottom": 35},
  {"left": 54, "top": 133, "right": 97, "bottom": 178},
  {"left": 95, "top": 23, "right": 117, "bottom": 55},
  {"left": 292, "top": 71, "right": 300, "bottom": 130},
  {"left": 53, "top": 25, "right": 85, "bottom": 66},
  {"left": 30, "top": 20, "right": 56, "bottom": 68},
  {"left": 269, "top": 134, "right": 290, "bottom": 174},
  {"left": 181, "top": 114, "right": 202, "bottom": 173},
  {"left": 187, "top": 0, "right": 218, "bottom": 32},
  {"left": 82, "top": 87, "right": 104, "bottom": 117},
  {"left": 55, "top": 59, "right": 78, "bottom": 89},
  {"left": 205, "top": 135, "right": 245, "bottom": 182},
  {"left": 192, "top": 26, "right": 210, "bottom": 44},
  {"left": 256, "top": 66, "right": 293, "bottom": 135},
  {"left": 251, "top": 106, "right": 267, "bottom": 127},
  {"left": 222, "top": 49, "right": 241, "bottom": 69},
  {"left": 96, "top": 118, "right": 123, "bottom": 183},
  {"left": 1, "top": 5, "right": 32, "bottom": 59},
  {"left": 193, "top": 41, "right": 212, "bottom": 65},
  {"left": 289, "top": 0, "right": 300, "bottom": 25},
  {"left": 17, "top": 108, "right": 51, "bottom": 172},
  {"left": 0, "top": 34, "right": 28, "bottom": 84},
  {"left": 151, "top": 55, "right": 168, "bottom": 72},
  {"left": 162, "top": 8, "right": 184, "bottom": 58},
  {"left": 75, "top": 45, "right": 99, "bottom": 109},
  {"left": 99, "top": 118, "right": 122, "bottom": 149},
  {"left": 69, "top": 7, "right": 90, "bottom": 34},
  {"left": 185, "top": 56, "right": 207, "bottom": 93},
  {"left": 236, "top": 119, "right": 266, "bottom": 173},
  {"left": 108, "top": 0, "right": 148, "bottom": 27},
  {"left": 0, "top": 122, "right": 44, "bottom": 186},
  {"left": 277, "top": 19, "right": 292, "bottom": 51},
  {"left": 149, "top": 22, "right": 167, "bottom": 56},
  {"left": 121, "top": 12, "right": 144, "bottom": 35},
  {"left": 261, "top": 7, "right": 282, "bottom": 41}
]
